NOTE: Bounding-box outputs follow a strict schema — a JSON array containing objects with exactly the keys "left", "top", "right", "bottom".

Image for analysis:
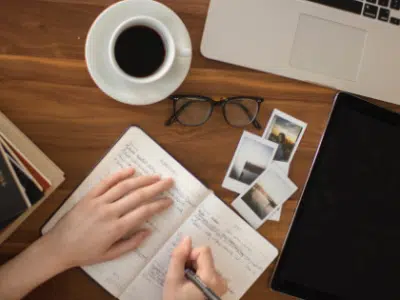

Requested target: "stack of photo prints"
[
  {"left": 0, "top": 132, "right": 50, "bottom": 230},
  {"left": 223, "top": 109, "right": 307, "bottom": 229}
]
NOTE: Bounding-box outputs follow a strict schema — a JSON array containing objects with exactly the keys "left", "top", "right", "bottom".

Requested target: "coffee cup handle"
[{"left": 178, "top": 47, "right": 192, "bottom": 58}]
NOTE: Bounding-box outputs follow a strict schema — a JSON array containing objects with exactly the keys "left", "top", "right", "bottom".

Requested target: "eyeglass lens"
[
  {"left": 175, "top": 97, "right": 213, "bottom": 126},
  {"left": 224, "top": 98, "right": 258, "bottom": 127}
]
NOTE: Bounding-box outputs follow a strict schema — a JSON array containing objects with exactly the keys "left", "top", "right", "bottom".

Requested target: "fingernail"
[{"left": 183, "top": 236, "right": 191, "bottom": 245}]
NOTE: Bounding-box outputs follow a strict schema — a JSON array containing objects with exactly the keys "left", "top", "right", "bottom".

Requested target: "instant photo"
[
  {"left": 222, "top": 131, "right": 277, "bottom": 194},
  {"left": 263, "top": 109, "right": 307, "bottom": 165},
  {"left": 232, "top": 164, "right": 297, "bottom": 229}
]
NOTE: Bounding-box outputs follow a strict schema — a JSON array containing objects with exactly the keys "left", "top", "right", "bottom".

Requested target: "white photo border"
[
  {"left": 222, "top": 131, "right": 278, "bottom": 195},
  {"left": 262, "top": 109, "right": 307, "bottom": 164},
  {"left": 232, "top": 164, "right": 297, "bottom": 229}
]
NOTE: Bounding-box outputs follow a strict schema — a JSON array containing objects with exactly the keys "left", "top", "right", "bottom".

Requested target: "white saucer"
[{"left": 85, "top": 0, "right": 192, "bottom": 105}]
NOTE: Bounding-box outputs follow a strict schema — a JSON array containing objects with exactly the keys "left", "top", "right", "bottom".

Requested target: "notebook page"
[
  {"left": 42, "top": 127, "right": 210, "bottom": 298},
  {"left": 120, "top": 194, "right": 278, "bottom": 300}
]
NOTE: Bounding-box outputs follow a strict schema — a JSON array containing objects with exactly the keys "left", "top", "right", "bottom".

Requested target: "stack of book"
[{"left": 0, "top": 111, "right": 64, "bottom": 244}]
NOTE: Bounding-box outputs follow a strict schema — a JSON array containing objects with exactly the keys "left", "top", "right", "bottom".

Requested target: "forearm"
[
  {"left": 0, "top": 170, "right": 174, "bottom": 300},
  {"left": 0, "top": 235, "right": 68, "bottom": 300}
]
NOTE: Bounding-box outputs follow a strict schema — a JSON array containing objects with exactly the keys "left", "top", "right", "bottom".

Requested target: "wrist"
[{"left": 29, "top": 234, "right": 72, "bottom": 275}]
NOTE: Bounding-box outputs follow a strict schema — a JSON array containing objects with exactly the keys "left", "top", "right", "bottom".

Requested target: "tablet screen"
[{"left": 271, "top": 93, "right": 400, "bottom": 299}]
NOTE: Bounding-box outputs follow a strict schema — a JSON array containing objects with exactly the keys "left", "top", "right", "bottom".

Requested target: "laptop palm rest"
[{"left": 290, "top": 14, "right": 367, "bottom": 82}]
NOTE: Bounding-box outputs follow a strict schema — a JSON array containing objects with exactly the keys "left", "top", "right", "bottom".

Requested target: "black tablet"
[{"left": 271, "top": 92, "right": 400, "bottom": 300}]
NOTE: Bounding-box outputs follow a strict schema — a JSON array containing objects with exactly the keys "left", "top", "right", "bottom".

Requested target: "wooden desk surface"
[{"left": 1, "top": 0, "right": 399, "bottom": 299}]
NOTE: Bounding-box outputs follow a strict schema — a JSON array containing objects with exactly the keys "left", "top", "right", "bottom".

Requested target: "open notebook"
[{"left": 42, "top": 126, "right": 278, "bottom": 300}]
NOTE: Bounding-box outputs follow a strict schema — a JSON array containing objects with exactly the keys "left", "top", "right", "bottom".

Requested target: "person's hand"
[
  {"left": 43, "top": 168, "right": 174, "bottom": 269},
  {"left": 163, "top": 237, "right": 228, "bottom": 300}
]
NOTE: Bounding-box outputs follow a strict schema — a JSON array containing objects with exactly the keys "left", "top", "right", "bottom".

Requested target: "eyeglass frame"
[{"left": 165, "top": 95, "right": 264, "bottom": 129}]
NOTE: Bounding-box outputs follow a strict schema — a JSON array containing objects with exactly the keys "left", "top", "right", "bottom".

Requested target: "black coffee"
[{"left": 114, "top": 26, "right": 166, "bottom": 78}]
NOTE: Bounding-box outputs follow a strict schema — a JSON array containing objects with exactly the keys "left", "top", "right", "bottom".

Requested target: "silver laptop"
[{"left": 201, "top": 0, "right": 400, "bottom": 105}]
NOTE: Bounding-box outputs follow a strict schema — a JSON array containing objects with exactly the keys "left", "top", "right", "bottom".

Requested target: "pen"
[{"left": 184, "top": 268, "right": 221, "bottom": 300}]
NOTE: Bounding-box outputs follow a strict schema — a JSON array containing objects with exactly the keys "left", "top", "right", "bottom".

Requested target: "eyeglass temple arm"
[
  {"left": 165, "top": 101, "right": 195, "bottom": 126},
  {"left": 252, "top": 118, "right": 262, "bottom": 129},
  {"left": 229, "top": 101, "right": 262, "bottom": 130},
  {"left": 164, "top": 115, "right": 176, "bottom": 126}
]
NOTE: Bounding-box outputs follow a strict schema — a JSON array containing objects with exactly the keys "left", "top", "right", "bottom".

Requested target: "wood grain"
[{"left": 1, "top": 0, "right": 398, "bottom": 299}]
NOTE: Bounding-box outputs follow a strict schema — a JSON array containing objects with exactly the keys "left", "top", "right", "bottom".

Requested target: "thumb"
[{"left": 166, "top": 236, "right": 192, "bottom": 285}]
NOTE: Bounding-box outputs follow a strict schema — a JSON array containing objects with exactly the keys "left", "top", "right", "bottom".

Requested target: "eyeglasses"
[{"left": 165, "top": 95, "right": 264, "bottom": 129}]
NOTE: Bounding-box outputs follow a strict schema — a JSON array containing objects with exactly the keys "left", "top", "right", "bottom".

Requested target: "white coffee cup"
[{"left": 109, "top": 16, "right": 190, "bottom": 85}]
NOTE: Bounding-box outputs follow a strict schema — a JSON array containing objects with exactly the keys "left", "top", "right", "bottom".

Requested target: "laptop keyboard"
[{"left": 305, "top": 0, "right": 400, "bottom": 25}]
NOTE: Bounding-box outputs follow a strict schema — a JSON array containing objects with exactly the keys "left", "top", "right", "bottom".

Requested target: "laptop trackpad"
[{"left": 290, "top": 14, "right": 366, "bottom": 81}]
